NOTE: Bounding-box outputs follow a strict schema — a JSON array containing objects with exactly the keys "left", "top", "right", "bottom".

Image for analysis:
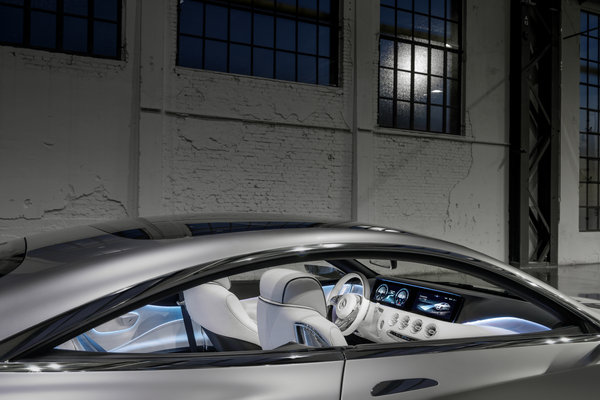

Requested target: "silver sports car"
[{"left": 1, "top": 214, "right": 600, "bottom": 399}]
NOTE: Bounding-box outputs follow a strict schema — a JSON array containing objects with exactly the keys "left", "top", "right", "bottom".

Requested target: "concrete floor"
[{"left": 559, "top": 264, "right": 600, "bottom": 298}]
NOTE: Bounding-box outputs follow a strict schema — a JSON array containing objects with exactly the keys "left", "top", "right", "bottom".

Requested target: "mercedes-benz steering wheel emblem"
[{"left": 340, "top": 298, "right": 347, "bottom": 308}]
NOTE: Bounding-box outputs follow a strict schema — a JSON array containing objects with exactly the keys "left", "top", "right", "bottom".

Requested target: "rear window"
[{"left": 0, "top": 238, "right": 26, "bottom": 278}]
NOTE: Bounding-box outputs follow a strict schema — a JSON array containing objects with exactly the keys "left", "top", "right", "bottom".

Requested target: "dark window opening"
[
  {"left": 378, "top": 0, "right": 462, "bottom": 134},
  {"left": 177, "top": 0, "right": 339, "bottom": 86},
  {"left": 580, "top": 11, "right": 600, "bottom": 231},
  {"left": 0, "top": 0, "right": 121, "bottom": 59}
]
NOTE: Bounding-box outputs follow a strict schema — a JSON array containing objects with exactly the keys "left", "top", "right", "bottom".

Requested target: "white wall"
[{"left": 0, "top": 0, "right": 511, "bottom": 263}]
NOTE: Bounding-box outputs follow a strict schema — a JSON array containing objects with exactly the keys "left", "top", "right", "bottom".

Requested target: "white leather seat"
[
  {"left": 257, "top": 268, "right": 347, "bottom": 350},
  {"left": 184, "top": 277, "right": 260, "bottom": 350}
]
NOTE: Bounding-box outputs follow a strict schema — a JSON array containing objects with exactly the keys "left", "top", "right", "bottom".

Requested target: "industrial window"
[
  {"left": 0, "top": 0, "right": 121, "bottom": 59},
  {"left": 580, "top": 11, "right": 600, "bottom": 231},
  {"left": 177, "top": 0, "right": 338, "bottom": 86},
  {"left": 378, "top": 0, "right": 462, "bottom": 134}
]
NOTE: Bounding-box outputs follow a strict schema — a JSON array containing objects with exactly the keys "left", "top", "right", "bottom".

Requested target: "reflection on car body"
[{"left": 1, "top": 214, "right": 600, "bottom": 399}]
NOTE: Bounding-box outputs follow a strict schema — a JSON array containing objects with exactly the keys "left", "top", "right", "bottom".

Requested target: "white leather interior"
[
  {"left": 257, "top": 268, "right": 347, "bottom": 350},
  {"left": 184, "top": 278, "right": 260, "bottom": 346}
]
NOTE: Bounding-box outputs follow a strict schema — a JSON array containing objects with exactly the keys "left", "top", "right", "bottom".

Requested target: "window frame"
[
  {"left": 0, "top": 0, "right": 123, "bottom": 60},
  {"left": 377, "top": 0, "right": 463, "bottom": 134},
  {"left": 176, "top": 0, "right": 340, "bottom": 86},
  {"left": 580, "top": 10, "right": 600, "bottom": 231}
]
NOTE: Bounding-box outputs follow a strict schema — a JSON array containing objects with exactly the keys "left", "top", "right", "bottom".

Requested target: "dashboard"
[
  {"left": 355, "top": 276, "right": 556, "bottom": 343},
  {"left": 372, "top": 278, "right": 463, "bottom": 322}
]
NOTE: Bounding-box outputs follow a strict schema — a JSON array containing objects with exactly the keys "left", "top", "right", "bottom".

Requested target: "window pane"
[
  {"left": 230, "top": 9, "right": 251, "bottom": 43},
  {"left": 580, "top": 207, "right": 587, "bottom": 231},
  {"left": 205, "top": 4, "right": 227, "bottom": 40},
  {"left": 590, "top": 62, "right": 599, "bottom": 85},
  {"left": 253, "top": 47, "right": 274, "bottom": 78},
  {"left": 178, "top": 36, "right": 203, "bottom": 69},
  {"left": 398, "top": 0, "right": 412, "bottom": 11},
  {"left": 414, "top": 45, "right": 428, "bottom": 73},
  {"left": 414, "top": 14, "right": 428, "bottom": 43},
  {"left": 379, "top": 99, "right": 393, "bottom": 127},
  {"left": 318, "top": 57, "right": 330, "bottom": 85},
  {"left": 32, "top": 0, "right": 56, "bottom": 11},
  {"left": 30, "top": 11, "right": 56, "bottom": 48},
  {"left": 446, "top": 107, "right": 459, "bottom": 133},
  {"left": 590, "top": 208, "right": 599, "bottom": 230},
  {"left": 430, "top": 105, "right": 443, "bottom": 132},
  {"left": 581, "top": 133, "right": 588, "bottom": 156},
  {"left": 254, "top": 14, "right": 274, "bottom": 47},
  {"left": 379, "top": 68, "right": 394, "bottom": 98},
  {"left": 319, "top": 0, "right": 330, "bottom": 17},
  {"left": 94, "top": 0, "right": 118, "bottom": 21},
  {"left": 93, "top": 21, "right": 117, "bottom": 56},
  {"left": 381, "top": 6, "right": 395, "bottom": 36},
  {"left": 447, "top": 0, "right": 460, "bottom": 20},
  {"left": 277, "top": 0, "right": 296, "bottom": 12},
  {"left": 582, "top": 36, "right": 589, "bottom": 60},
  {"left": 318, "top": 25, "right": 330, "bottom": 57},
  {"left": 591, "top": 14, "right": 599, "bottom": 37},
  {"left": 397, "top": 10, "right": 412, "bottom": 39},
  {"left": 414, "top": 73, "right": 428, "bottom": 103},
  {"left": 230, "top": 44, "right": 251, "bottom": 75},
  {"left": 276, "top": 51, "right": 295, "bottom": 80},
  {"left": 298, "top": 0, "right": 317, "bottom": 12},
  {"left": 580, "top": 183, "right": 588, "bottom": 207},
  {"left": 415, "top": 0, "right": 429, "bottom": 14},
  {"left": 396, "top": 101, "right": 411, "bottom": 129},
  {"left": 590, "top": 111, "right": 599, "bottom": 133},
  {"left": 446, "top": 78, "right": 459, "bottom": 107},
  {"left": 180, "top": 1, "right": 203, "bottom": 36},
  {"left": 590, "top": 86, "right": 598, "bottom": 109},
  {"left": 0, "top": 6, "right": 23, "bottom": 44},
  {"left": 447, "top": 51, "right": 459, "bottom": 78},
  {"left": 431, "top": 0, "right": 444, "bottom": 18},
  {"left": 591, "top": 38, "right": 599, "bottom": 61},
  {"left": 380, "top": 39, "right": 395, "bottom": 68},
  {"left": 431, "top": 76, "right": 443, "bottom": 104},
  {"left": 581, "top": 158, "right": 589, "bottom": 181},
  {"left": 581, "top": 110, "right": 588, "bottom": 132},
  {"left": 414, "top": 103, "right": 427, "bottom": 130},
  {"left": 582, "top": 85, "right": 588, "bottom": 108},
  {"left": 204, "top": 39, "right": 227, "bottom": 71},
  {"left": 298, "top": 22, "right": 316, "bottom": 54},
  {"left": 397, "top": 71, "right": 411, "bottom": 100},
  {"left": 430, "top": 17, "right": 444, "bottom": 46},
  {"left": 590, "top": 135, "right": 599, "bottom": 158},
  {"left": 64, "top": 0, "right": 88, "bottom": 16},
  {"left": 397, "top": 42, "right": 411, "bottom": 70},
  {"left": 446, "top": 21, "right": 459, "bottom": 47},
  {"left": 63, "top": 16, "right": 87, "bottom": 52},
  {"left": 431, "top": 48, "right": 443, "bottom": 76},
  {"left": 582, "top": 60, "right": 588, "bottom": 83},
  {"left": 298, "top": 55, "right": 316, "bottom": 83},
  {"left": 276, "top": 17, "right": 295, "bottom": 51}
]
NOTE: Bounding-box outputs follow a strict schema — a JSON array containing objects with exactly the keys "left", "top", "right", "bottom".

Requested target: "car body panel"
[
  {"left": 342, "top": 337, "right": 600, "bottom": 399},
  {"left": 0, "top": 359, "right": 344, "bottom": 400}
]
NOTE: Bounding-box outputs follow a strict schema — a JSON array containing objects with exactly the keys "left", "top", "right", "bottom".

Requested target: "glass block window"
[
  {"left": 378, "top": 0, "right": 462, "bottom": 133},
  {"left": 580, "top": 11, "right": 600, "bottom": 231},
  {"left": 177, "top": 0, "right": 338, "bottom": 86},
  {"left": 0, "top": 0, "right": 121, "bottom": 59}
]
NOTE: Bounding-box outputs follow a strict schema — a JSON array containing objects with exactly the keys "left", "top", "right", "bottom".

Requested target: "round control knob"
[
  {"left": 411, "top": 319, "right": 423, "bottom": 334},
  {"left": 425, "top": 323, "right": 437, "bottom": 337}
]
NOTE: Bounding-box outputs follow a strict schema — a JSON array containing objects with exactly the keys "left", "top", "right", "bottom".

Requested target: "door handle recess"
[{"left": 371, "top": 378, "right": 438, "bottom": 396}]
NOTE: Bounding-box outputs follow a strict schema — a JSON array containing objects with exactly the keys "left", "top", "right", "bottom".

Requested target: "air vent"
[
  {"left": 411, "top": 319, "right": 423, "bottom": 334},
  {"left": 424, "top": 323, "right": 438, "bottom": 337},
  {"left": 399, "top": 315, "right": 410, "bottom": 329}
]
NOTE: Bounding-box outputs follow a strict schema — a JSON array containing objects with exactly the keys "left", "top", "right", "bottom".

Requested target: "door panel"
[
  {"left": 0, "top": 359, "right": 344, "bottom": 400},
  {"left": 341, "top": 338, "right": 600, "bottom": 399}
]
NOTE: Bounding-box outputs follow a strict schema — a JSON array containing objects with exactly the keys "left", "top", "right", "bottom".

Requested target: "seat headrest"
[
  {"left": 211, "top": 277, "right": 231, "bottom": 290},
  {"left": 259, "top": 268, "right": 327, "bottom": 317}
]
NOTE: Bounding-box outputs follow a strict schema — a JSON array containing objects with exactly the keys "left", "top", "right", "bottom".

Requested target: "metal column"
[{"left": 509, "top": 0, "right": 561, "bottom": 285}]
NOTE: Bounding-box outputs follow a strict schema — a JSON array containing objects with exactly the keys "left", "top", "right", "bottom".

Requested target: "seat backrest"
[
  {"left": 257, "top": 268, "right": 347, "bottom": 350},
  {"left": 184, "top": 277, "right": 260, "bottom": 350}
]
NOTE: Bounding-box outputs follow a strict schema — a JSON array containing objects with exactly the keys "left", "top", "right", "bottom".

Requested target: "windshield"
[{"left": 0, "top": 238, "right": 26, "bottom": 278}]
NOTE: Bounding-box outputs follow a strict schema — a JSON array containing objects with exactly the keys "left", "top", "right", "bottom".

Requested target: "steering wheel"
[{"left": 326, "top": 272, "right": 371, "bottom": 335}]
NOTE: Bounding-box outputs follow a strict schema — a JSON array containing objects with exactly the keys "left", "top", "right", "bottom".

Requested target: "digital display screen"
[
  {"left": 411, "top": 290, "right": 459, "bottom": 322},
  {"left": 372, "top": 279, "right": 462, "bottom": 322}
]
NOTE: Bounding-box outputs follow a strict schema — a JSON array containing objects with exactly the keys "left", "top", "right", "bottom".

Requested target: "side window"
[{"left": 56, "top": 260, "right": 346, "bottom": 353}]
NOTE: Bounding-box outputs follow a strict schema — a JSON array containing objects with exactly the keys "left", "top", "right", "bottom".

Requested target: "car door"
[
  {"left": 0, "top": 348, "right": 345, "bottom": 400},
  {"left": 341, "top": 335, "right": 600, "bottom": 399}
]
